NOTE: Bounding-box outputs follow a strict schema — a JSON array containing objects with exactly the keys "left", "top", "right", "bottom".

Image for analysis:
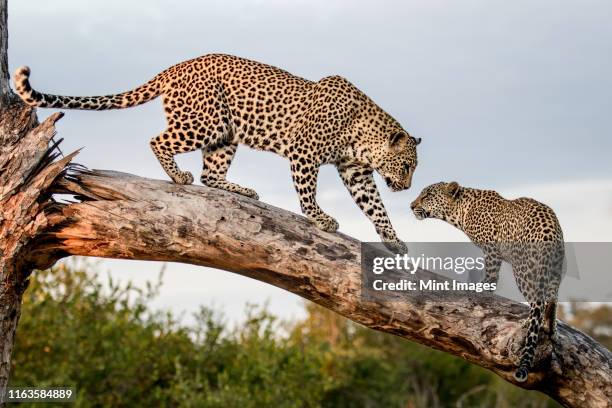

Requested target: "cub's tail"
[
  {"left": 514, "top": 302, "right": 545, "bottom": 382},
  {"left": 14, "top": 66, "right": 162, "bottom": 110}
]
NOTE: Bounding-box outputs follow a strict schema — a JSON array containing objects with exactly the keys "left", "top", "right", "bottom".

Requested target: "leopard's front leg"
[
  {"left": 290, "top": 158, "right": 338, "bottom": 233},
  {"left": 338, "top": 162, "right": 406, "bottom": 253}
]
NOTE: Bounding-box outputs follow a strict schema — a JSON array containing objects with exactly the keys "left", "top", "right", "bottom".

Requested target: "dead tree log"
[{"left": 27, "top": 170, "right": 608, "bottom": 408}]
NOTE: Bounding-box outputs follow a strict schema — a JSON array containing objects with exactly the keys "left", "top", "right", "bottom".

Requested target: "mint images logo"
[
  {"left": 368, "top": 253, "right": 495, "bottom": 294},
  {"left": 361, "top": 243, "right": 497, "bottom": 302},
  {"left": 370, "top": 278, "right": 496, "bottom": 293},
  {"left": 361, "top": 242, "right": 612, "bottom": 303}
]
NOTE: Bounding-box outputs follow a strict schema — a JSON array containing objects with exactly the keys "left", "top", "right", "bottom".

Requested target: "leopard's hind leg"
[
  {"left": 151, "top": 81, "right": 236, "bottom": 186},
  {"left": 512, "top": 247, "right": 562, "bottom": 382},
  {"left": 201, "top": 142, "right": 259, "bottom": 199},
  {"left": 544, "top": 245, "right": 564, "bottom": 375},
  {"left": 544, "top": 244, "right": 564, "bottom": 339},
  {"left": 544, "top": 299, "right": 563, "bottom": 375},
  {"left": 150, "top": 131, "right": 199, "bottom": 185},
  {"left": 544, "top": 300, "right": 557, "bottom": 337}
]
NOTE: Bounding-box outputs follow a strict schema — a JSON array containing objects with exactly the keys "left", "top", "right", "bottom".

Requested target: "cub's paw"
[
  {"left": 311, "top": 213, "right": 339, "bottom": 233},
  {"left": 174, "top": 171, "right": 194, "bottom": 185},
  {"left": 384, "top": 240, "right": 408, "bottom": 254}
]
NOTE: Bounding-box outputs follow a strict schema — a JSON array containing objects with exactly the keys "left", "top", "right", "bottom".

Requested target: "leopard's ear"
[
  {"left": 446, "top": 181, "right": 460, "bottom": 198},
  {"left": 389, "top": 132, "right": 407, "bottom": 147},
  {"left": 413, "top": 137, "right": 422, "bottom": 145}
]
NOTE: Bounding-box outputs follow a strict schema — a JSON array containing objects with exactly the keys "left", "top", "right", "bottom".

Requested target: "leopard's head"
[
  {"left": 411, "top": 181, "right": 461, "bottom": 220},
  {"left": 372, "top": 131, "right": 421, "bottom": 191}
]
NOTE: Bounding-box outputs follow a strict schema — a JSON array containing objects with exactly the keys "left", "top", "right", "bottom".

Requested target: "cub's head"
[
  {"left": 410, "top": 181, "right": 461, "bottom": 220},
  {"left": 372, "top": 131, "right": 421, "bottom": 191}
]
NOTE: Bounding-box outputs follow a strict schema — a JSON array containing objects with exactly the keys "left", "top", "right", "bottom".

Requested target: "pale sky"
[{"left": 7, "top": 0, "right": 612, "bottom": 322}]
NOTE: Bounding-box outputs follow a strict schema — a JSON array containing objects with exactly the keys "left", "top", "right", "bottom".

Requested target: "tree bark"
[
  {"left": 0, "top": 0, "right": 11, "bottom": 107},
  {"left": 0, "top": 0, "right": 28, "bottom": 401},
  {"left": 24, "top": 169, "right": 607, "bottom": 408},
  {"left": 0, "top": 3, "right": 76, "bottom": 400},
  {"left": 0, "top": 107, "right": 74, "bottom": 402}
]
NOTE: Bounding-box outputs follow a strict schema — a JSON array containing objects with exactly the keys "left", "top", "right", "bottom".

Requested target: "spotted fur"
[
  {"left": 411, "top": 182, "right": 564, "bottom": 382},
  {"left": 14, "top": 54, "right": 421, "bottom": 248}
]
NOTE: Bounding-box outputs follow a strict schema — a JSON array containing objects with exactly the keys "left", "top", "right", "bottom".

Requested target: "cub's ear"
[
  {"left": 412, "top": 136, "right": 422, "bottom": 145},
  {"left": 389, "top": 132, "right": 407, "bottom": 147},
  {"left": 446, "top": 181, "right": 460, "bottom": 198}
]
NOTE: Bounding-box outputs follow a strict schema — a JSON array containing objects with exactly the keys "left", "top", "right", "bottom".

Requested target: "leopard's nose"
[{"left": 410, "top": 202, "right": 417, "bottom": 210}]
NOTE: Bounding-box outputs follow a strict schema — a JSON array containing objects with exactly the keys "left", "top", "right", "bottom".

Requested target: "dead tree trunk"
[
  {"left": 0, "top": 0, "right": 77, "bottom": 400},
  {"left": 0, "top": 1, "right": 610, "bottom": 407},
  {"left": 0, "top": 0, "right": 29, "bottom": 398},
  {"left": 0, "top": 0, "right": 11, "bottom": 104}
]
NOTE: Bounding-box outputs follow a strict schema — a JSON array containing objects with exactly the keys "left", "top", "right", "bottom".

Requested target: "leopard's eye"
[{"left": 404, "top": 164, "right": 411, "bottom": 173}]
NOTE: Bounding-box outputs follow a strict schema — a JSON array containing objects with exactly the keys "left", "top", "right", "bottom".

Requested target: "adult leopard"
[{"left": 14, "top": 54, "right": 420, "bottom": 249}]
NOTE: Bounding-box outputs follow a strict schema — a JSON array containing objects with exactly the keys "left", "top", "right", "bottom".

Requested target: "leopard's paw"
[
  {"left": 311, "top": 213, "right": 339, "bottom": 233},
  {"left": 384, "top": 240, "right": 408, "bottom": 254},
  {"left": 238, "top": 187, "right": 259, "bottom": 200},
  {"left": 175, "top": 171, "right": 194, "bottom": 185},
  {"left": 378, "top": 230, "right": 408, "bottom": 253}
]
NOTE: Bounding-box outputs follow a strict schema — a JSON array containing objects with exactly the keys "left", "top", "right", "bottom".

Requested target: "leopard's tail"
[
  {"left": 13, "top": 66, "right": 162, "bottom": 110},
  {"left": 514, "top": 300, "right": 545, "bottom": 382}
]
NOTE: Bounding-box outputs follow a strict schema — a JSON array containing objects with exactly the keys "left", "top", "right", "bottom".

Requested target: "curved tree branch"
[{"left": 22, "top": 164, "right": 608, "bottom": 408}]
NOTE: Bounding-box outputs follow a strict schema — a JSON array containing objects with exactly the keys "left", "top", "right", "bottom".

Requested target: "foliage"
[{"left": 11, "top": 262, "right": 605, "bottom": 407}]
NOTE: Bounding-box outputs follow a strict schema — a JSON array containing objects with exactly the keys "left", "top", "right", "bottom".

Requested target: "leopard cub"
[{"left": 411, "top": 181, "right": 564, "bottom": 382}]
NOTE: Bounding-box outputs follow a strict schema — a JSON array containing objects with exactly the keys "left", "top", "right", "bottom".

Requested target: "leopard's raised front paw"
[
  {"left": 311, "top": 213, "right": 339, "bottom": 233},
  {"left": 174, "top": 171, "right": 194, "bottom": 185},
  {"left": 384, "top": 240, "right": 408, "bottom": 254}
]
